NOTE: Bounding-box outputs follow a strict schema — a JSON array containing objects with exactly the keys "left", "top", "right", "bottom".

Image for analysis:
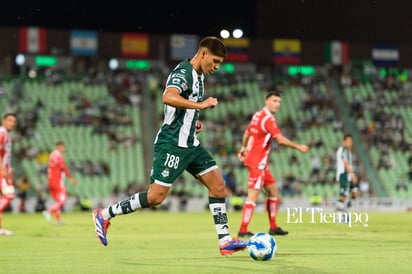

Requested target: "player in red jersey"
[
  {"left": 0, "top": 113, "right": 17, "bottom": 235},
  {"left": 43, "top": 141, "right": 76, "bottom": 225},
  {"left": 237, "top": 91, "right": 309, "bottom": 237}
]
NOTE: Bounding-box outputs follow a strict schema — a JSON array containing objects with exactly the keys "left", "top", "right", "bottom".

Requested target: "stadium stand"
[{"left": 3, "top": 67, "right": 412, "bottom": 209}]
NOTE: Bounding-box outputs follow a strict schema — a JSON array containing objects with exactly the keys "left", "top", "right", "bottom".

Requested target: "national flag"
[
  {"left": 121, "top": 33, "right": 149, "bottom": 58},
  {"left": 19, "top": 27, "right": 47, "bottom": 53},
  {"left": 324, "top": 41, "right": 350, "bottom": 65},
  {"left": 70, "top": 30, "right": 97, "bottom": 56},
  {"left": 372, "top": 44, "right": 399, "bottom": 66},
  {"left": 170, "top": 34, "right": 198, "bottom": 60},
  {"left": 273, "top": 38, "right": 301, "bottom": 64},
  {"left": 224, "top": 38, "right": 250, "bottom": 62}
]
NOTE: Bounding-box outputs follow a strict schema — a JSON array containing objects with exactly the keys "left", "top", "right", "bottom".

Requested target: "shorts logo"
[{"left": 161, "top": 168, "right": 170, "bottom": 178}]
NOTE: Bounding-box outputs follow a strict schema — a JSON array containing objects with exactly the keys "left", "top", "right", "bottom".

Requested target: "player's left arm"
[
  {"left": 60, "top": 158, "right": 77, "bottom": 185},
  {"left": 344, "top": 160, "right": 358, "bottom": 183},
  {"left": 274, "top": 134, "right": 309, "bottom": 153},
  {"left": 266, "top": 118, "right": 309, "bottom": 153}
]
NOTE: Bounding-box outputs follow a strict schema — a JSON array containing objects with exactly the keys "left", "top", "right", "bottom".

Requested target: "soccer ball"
[{"left": 247, "top": 232, "right": 277, "bottom": 261}]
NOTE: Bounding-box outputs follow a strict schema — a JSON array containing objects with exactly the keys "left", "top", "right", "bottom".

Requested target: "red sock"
[
  {"left": 0, "top": 195, "right": 13, "bottom": 211},
  {"left": 239, "top": 201, "right": 255, "bottom": 233},
  {"left": 266, "top": 197, "right": 278, "bottom": 229},
  {"left": 50, "top": 201, "right": 63, "bottom": 221}
]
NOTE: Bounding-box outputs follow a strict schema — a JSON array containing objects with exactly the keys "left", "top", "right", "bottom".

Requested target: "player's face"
[
  {"left": 266, "top": 95, "right": 281, "bottom": 113},
  {"left": 2, "top": 115, "right": 16, "bottom": 131},
  {"left": 201, "top": 50, "right": 224, "bottom": 75},
  {"left": 343, "top": 137, "right": 353, "bottom": 149}
]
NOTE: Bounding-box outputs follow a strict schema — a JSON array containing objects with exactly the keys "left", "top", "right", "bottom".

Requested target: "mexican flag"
[{"left": 324, "top": 41, "right": 349, "bottom": 65}]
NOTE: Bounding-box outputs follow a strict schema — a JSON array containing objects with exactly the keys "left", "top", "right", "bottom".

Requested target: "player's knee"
[
  {"left": 209, "top": 183, "right": 226, "bottom": 197},
  {"left": 148, "top": 192, "right": 167, "bottom": 206}
]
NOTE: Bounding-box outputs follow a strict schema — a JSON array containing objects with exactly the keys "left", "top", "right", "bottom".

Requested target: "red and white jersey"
[
  {"left": 244, "top": 108, "right": 282, "bottom": 169},
  {"left": 48, "top": 149, "right": 72, "bottom": 189},
  {"left": 0, "top": 126, "right": 12, "bottom": 174}
]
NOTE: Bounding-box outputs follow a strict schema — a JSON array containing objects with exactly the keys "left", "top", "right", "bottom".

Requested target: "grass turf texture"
[{"left": 0, "top": 210, "right": 411, "bottom": 274}]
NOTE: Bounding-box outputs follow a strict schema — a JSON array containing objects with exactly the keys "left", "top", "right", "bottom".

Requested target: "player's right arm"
[
  {"left": 238, "top": 127, "right": 250, "bottom": 161},
  {"left": 162, "top": 87, "right": 217, "bottom": 110}
]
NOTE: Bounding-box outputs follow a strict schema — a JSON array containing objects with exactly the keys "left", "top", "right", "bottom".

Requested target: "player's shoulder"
[{"left": 171, "top": 59, "right": 191, "bottom": 75}]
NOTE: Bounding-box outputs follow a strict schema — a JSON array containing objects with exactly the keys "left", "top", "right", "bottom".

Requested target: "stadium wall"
[{"left": 2, "top": 26, "right": 412, "bottom": 75}]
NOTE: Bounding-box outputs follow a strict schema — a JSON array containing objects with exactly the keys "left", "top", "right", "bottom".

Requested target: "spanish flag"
[
  {"left": 121, "top": 33, "right": 149, "bottom": 58},
  {"left": 273, "top": 38, "right": 301, "bottom": 64}
]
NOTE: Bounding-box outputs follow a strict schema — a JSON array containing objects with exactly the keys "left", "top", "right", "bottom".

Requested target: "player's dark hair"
[
  {"left": 55, "top": 140, "right": 65, "bottom": 146},
  {"left": 265, "top": 91, "right": 281, "bottom": 100},
  {"left": 199, "top": 36, "right": 227, "bottom": 58},
  {"left": 343, "top": 133, "right": 352, "bottom": 140},
  {"left": 2, "top": 112, "right": 16, "bottom": 119}
]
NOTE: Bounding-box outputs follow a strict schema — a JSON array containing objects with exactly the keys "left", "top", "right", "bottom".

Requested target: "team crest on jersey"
[{"left": 161, "top": 168, "right": 170, "bottom": 178}]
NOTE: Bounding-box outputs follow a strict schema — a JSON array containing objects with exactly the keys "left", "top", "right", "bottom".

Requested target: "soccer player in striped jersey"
[
  {"left": 237, "top": 92, "right": 309, "bottom": 238},
  {"left": 92, "top": 36, "right": 247, "bottom": 255},
  {"left": 335, "top": 134, "right": 358, "bottom": 211},
  {"left": 0, "top": 113, "right": 17, "bottom": 236}
]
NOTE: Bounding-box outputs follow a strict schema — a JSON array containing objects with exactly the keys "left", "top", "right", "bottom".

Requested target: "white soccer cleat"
[
  {"left": 0, "top": 228, "right": 14, "bottom": 236},
  {"left": 42, "top": 210, "right": 51, "bottom": 223}
]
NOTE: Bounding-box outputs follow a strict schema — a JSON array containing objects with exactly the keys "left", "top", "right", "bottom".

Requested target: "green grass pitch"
[{"left": 0, "top": 210, "right": 411, "bottom": 273}]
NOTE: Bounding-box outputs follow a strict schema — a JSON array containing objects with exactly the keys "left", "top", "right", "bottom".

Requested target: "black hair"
[
  {"left": 265, "top": 91, "right": 281, "bottom": 100},
  {"left": 199, "top": 36, "right": 227, "bottom": 58},
  {"left": 3, "top": 112, "right": 16, "bottom": 119},
  {"left": 55, "top": 140, "right": 65, "bottom": 146},
  {"left": 343, "top": 133, "right": 353, "bottom": 140}
]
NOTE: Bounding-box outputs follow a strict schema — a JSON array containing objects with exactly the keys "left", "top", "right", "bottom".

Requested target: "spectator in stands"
[
  {"left": 91, "top": 36, "right": 247, "bottom": 255},
  {"left": 359, "top": 174, "right": 370, "bottom": 198},
  {"left": 408, "top": 166, "right": 412, "bottom": 183},
  {"left": 310, "top": 153, "right": 321, "bottom": 177},
  {"left": 34, "top": 189, "right": 47, "bottom": 212},
  {"left": 395, "top": 175, "right": 408, "bottom": 192},
  {"left": 16, "top": 175, "right": 30, "bottom": 213},
  {"left": 288, "top": 153, "right": 300, "bottom": 165},
  {"left": 222, "top": 170, "right": 238, "bottom": 197},
  {"left": 237, "top": 91, "right": 309, "bottom": 238}
]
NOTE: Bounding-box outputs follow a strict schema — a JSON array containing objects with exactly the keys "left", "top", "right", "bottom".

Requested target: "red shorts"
[
  {"left": 1, "top": 177, "right": 14, "bottom": 195},
  {"left": 49, "top": 187, "right": 67, "bottom": 203},
  {"left": 246, "top": 166, "right": 276, "bottom": 190}
]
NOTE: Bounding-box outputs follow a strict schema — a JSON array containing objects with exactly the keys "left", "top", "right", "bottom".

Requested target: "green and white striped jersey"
[
  {"left": 154, "top": 59, "right": 204, "bottom": 148},
  {"left": 336, "top": 146, "right": 353, "bottom": 181}
]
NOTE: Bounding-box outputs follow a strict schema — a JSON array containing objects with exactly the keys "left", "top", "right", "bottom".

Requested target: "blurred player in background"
[
  {"left": 335, "top": 134, "right": 358, "bottom": 212},
  {"left": 0, "top": 113, "right": 17, "bottom": 235},
  {"left": 237, "top": 92, "right": 309, "bottom": 238},
  {"left": 92, "top": 36, "right": 247, "bottom": 256},
  {"left": 43, "top": 141, "right": 77, "bottom": 225}
]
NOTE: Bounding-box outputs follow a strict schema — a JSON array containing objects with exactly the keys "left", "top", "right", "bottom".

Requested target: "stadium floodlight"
[
  {"left": 232, "top": 29, "right": 243, "bottom": 38},
  {"left": 108, "top": 58, "right": 119, "bottom": 70},
  {"left": 15, "top": 54, "right": 25, "bottom": 66},
  {"left": 220, "top": 29, "right": 230, "bottom": 39}
]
